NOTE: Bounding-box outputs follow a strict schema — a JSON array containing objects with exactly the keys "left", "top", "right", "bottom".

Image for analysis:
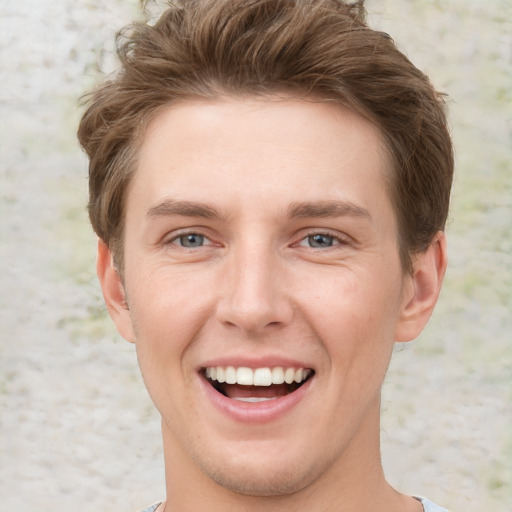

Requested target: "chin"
[
  {"left": 191, "top": 443, "right": 328, "bottom": 497},
  {"left": 206, "top": 465, "right": 311, "bottom": 497}
]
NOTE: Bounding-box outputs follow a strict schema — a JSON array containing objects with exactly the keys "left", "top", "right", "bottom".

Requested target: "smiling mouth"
[{"left": 203, "top": 366, "right": 314, "bottom": 402}]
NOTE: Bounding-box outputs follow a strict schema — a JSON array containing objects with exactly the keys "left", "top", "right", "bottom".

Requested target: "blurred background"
[{"left": 0, "top": 1, "right": 510, "bottom": 510}]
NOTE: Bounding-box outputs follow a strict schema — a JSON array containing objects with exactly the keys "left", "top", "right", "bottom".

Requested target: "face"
[{"left": 99, "top": 97, "right": 437, "bottom": 498}]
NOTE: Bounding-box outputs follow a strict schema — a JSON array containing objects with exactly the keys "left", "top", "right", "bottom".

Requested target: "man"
[{"left": 78, "top": 1, "right": 453, "bottom": 510}]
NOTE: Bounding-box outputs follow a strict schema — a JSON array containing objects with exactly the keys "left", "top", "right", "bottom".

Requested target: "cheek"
[
  {"left": 126, "top": 268, "right": 212, "bottom": 381},
  {"left": 301, "top": 266, "right": 402, "bottom": 365},
  {"left": 128, "top": 280, "right": 204, "bottom": 422},
  {"left": 129, "top": 261, "right": 211, "bottom": 328}
]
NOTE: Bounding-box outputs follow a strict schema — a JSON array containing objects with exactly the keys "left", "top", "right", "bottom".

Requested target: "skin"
[{"left": 97, "top": 97, "right": 446, "bottom": 512}]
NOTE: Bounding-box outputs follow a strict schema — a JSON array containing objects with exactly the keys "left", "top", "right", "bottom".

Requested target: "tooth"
[
  {"left": 284, "top": 367, "right": 295, "bottom": 384},
  {"left": 236, "top": 367, "right": 254, "bottom": 385},
  {"left": 271, "top": 367, "right": 285, "bottom": 384},
  {"left": 233, "top": 397, "right": 277, "bottom": 402},
  {"left": 225, "top": 366, "right": 237, "bottom": 384},
  {"left": 207, "top": 365, "right": 311, "bottom": 385},
  {"left": 253, "top": 367, "right": 272, "bottom": 386}
]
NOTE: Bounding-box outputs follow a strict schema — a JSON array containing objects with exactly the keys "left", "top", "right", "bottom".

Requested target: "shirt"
[{"left": 140, "top": 496, "right": 448, "bottom": 511}]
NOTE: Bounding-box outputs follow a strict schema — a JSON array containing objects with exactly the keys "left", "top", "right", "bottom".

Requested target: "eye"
[
  {"left": 172, "top": 233, "right": 208, "bottom": 248},
  {"left": 295, "top": 231, "right": 350, "bottom": 250},
  {"left": 306, "top": 233, "right": 335, "bottom": 248}
]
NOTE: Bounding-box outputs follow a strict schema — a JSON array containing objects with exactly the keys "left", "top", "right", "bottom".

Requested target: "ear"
[
  {"left": 96, "top": 239, "right": 135, "bottom": 343},
  {"left": 395, "top": 231, "right": 448, "bottom": 342}
]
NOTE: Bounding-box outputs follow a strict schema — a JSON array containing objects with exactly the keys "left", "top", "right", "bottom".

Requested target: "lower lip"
[{"left": 198, "top": 374, "right": 313, "bottom": 424}]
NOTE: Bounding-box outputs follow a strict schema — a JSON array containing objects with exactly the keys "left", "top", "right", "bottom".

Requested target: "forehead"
[{"left": 130, "top": 96, "right": 394, "bottom": 221}]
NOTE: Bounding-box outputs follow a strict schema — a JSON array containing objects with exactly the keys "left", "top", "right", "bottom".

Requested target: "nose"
[{"left": 215, "top": 244, "right": 294, "bottom": 333}]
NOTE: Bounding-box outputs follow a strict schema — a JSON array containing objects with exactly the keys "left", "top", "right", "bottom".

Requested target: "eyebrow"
[
  {"left": 146, "top": 199, "right": 371, "bottom": 222},
  {"left": 287, "top": 200, "right": 371, "bottom": 220},
  {"left": 147, "top": 199, "right": 222, "bottom": 219}
]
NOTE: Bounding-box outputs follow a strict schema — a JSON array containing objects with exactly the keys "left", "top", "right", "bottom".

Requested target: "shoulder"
[
  {"left": 139, "top": 503, "right": 162, "bottom": 512},
  {"left": 415, "top": 496, "right": 449, "bottom": 512}
]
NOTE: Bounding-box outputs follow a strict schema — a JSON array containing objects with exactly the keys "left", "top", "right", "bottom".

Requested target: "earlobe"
[
  {"left": 96, "top": 239, "right": 136, "bottom": 343},
  {"left": 395, "top": 232, "right": 448, "bottom": 342}
]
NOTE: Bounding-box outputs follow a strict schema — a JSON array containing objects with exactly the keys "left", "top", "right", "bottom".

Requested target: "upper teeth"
[{"left": 205, "top": 366, "right": 312, "bottom": 386}]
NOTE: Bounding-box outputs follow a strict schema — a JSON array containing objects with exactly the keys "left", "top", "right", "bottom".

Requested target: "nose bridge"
[{"left": 217, "top": 237, "right": 292, "bottom": 332}]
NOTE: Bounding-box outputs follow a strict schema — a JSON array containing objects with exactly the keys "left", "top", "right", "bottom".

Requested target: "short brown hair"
[{"left": 78, "top": 0, "right": 453, "bottom": 272}]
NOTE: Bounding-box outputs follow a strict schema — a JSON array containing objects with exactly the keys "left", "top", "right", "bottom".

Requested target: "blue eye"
[
  {"left": 176, "top": 233, "right": 205, "bottom": 247},
  {"left": 307, "top": 234, "right": 335, "bottom": 248}
]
